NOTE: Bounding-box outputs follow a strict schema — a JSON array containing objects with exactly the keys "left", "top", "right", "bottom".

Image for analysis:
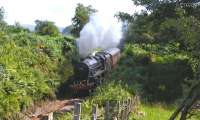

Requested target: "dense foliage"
[
  {"left": 114, "top": 0, "right": 200, "bottom": 119},
  {"left": 0, "top": 23, "right": 75, "bottom": 119},
  {"left": 116, "top": 0, "right": 200, "bottom": 89},
  {"left": 117, "top": 44, "right": 194, "bottom": 102},
  {"left": 1, "top": 0, "right": 200, "bottom": 119},
  {"left": 35, "top": 20, "right": 60, "bottom": 36},
  {"left": 71, "top": 3, "right": 96, "bottom": 36},
  {"left": 0, "top": 7, "right": 4, "bottom": 22}
]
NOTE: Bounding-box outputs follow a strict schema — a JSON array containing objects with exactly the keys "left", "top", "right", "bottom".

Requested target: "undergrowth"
[
  {"left": 1, "top": 24, "right": 199, "bottom": 120},
  {"left": 55, "top": 43, "right": 198, "bottom": 120},
  {"left": 0, "top": 29, "right": 75, "bottom": 119}
]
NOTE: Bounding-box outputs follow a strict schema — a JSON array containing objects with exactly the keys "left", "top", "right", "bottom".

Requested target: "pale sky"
[{"left": 0, "top": 0, "right": 142, "bottom": 27}]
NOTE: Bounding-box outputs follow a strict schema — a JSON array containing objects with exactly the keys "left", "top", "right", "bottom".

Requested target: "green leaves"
[
  {"left": 71, "top": 3, "right": 96, "bottom": 36},
  {"left": 0, "top": 7, "right": 4, "bottom": 21},
  {"left": 0, "top": 29, "right": 74, "bottom": 118},
  {"left": 35, "top": 20, "right": 60, "bottom": 36}
]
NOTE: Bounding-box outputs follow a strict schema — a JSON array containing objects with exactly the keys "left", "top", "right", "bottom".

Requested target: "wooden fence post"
[
  {"left": 48, "top": 112, "right": 53, "bottom": 120},
  {"left": 131, "top": 97, "right": 133, "bottom": 110},
  {"left": 104, "top": 101, "right": 110, "bottom": 120},
  {"left": 91, "top": 105, "right": 97, "bottom": 120},
  {"left": 40, "top": 112, "right": 53, "bottom": 120},
  {"left": 124, "top": 100, "right": 128, "bottom": 120},
  {"left": 128, "top": 99, "right": 131, "bottom": 113},
  {"left": 121, "top": 100, "right": 125, "bottom": 120},
  {"left": 117, "top": 101, "right": 121, "bottom": 120},
  {"left": 74, "top": 102, "right": 81, "bottom": 120}
]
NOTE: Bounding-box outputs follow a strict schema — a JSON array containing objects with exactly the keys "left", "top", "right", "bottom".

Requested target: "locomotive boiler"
[{"left": 70, "top": 48, "right": 121, "bottom": 92}]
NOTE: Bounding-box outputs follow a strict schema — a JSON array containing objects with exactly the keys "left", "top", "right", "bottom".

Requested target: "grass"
[
  {"left": 130, "top": 103, "right": 200, "bottom": 120},
  {"left": 54, "top": 112, "right": 73, "bottom": 120},
  {"left": 131, "top": 103, "right": 174, "bottom": 120}
]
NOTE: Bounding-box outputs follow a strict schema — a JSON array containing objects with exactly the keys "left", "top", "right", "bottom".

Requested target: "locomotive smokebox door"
[{"left": 74, "top": 63, "right": 89, "bottom": 81}]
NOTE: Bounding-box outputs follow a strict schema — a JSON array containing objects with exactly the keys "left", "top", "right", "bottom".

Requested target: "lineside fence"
[{"left": 73, "top": 96, "right": 139, "bottom": 120}]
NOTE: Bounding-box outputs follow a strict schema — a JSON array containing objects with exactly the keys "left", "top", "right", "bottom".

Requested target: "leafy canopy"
[
  {"left": 0, "top": 7, "right": 4, "bottom": 21},
  {"left": 71, "top": 3, "right": 96, "bottom": 37},
  {"left": 35, "top": 20, "right": 60, "bottom": 36},
  {"left": 116, "top": 0, "right": 200, "bottom": 104}
]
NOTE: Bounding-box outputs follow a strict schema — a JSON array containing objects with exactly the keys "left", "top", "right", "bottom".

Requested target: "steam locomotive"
[{"left": 70, "top": 48, "right": 121, "bottom": 92}]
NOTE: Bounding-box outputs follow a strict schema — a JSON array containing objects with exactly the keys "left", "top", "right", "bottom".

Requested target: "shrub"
[
  {"left": 35, "top": 20, "right": 60, "bottom": 36},
  {"left": 113, "top": 44, "right": 193, "bottom": 103},
  {"left": 0, "top": 30, "right": 74, "bottom": 118}
]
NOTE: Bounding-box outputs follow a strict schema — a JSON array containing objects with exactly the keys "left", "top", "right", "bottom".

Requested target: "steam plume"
[{"left": 76, "top": 13, "right": 123, "bottom": 58}]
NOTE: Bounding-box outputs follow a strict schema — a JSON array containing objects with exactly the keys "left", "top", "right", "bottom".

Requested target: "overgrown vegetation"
[
  {"left": 71, "top": 3, "right": 96, "bottom": 37},
  {"left": 1, "top": 0, "right": 200, "bottom": 119},
  {"left": 35, "top": 20, "right": 60, "bottom": 36},
  {"left": 0, "top": 21, "right": 75, "bottom": 119},
  {"left": 116, "top": 0, "right": 200, "bottom": 119},
  {"left": 59, "top": 0, "right": 200, "bottom": 119}
]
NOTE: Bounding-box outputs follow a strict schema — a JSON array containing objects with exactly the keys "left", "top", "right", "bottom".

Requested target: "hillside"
[{"left": 0, "top": 24, "right": 76, "bottom": 119}]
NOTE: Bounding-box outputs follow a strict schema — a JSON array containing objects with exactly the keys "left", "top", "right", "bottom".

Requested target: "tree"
[
  {"left": 123, "top": 0, "right": 200, "bottom": 118},
  {"left": 169, "top": 81, "right": 200, "bottom": 120},
  {"left": 115, "top": 12, "right": 134, "bottom": 23},
  {"left": 71, "top": 3, "right": 96, "bottom": 37},
  {"left": 0, "top": 7, "right": 4, "bottom": 22},
  {"left": 0, "top": 7, "right": 8, "bottom": 31},
  {"left": 122, "top": 0, "right": 200, "bottom": 46},
  {"left": 35, "top": 20, "right": 59, "bottom": 36}
]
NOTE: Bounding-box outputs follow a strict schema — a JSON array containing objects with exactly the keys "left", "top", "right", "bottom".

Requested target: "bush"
[
  {"left": 0, "top": 30, "right": 74, "bottom": 119},
  {"left": 113, "top": 44, "right": 193, "bottom": 103},
  {"left": 144, "top": 59, "right": 193, "bottom": 102},
  {"left": 35, "top": 20, "right": 60, "bottom": 36}
]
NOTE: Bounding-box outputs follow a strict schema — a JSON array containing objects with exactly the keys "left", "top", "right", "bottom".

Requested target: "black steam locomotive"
[{"left": 70, "top": 48, "right": 121, "bottom": 92}]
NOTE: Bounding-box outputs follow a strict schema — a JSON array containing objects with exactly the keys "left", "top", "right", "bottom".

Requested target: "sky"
[{"left": 0, "top": 0, "right": 142, "bottom": 27}]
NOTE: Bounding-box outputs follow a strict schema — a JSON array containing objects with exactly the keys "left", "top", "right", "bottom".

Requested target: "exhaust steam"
[{"left": 76, "top": 13, "right": 123, "bottom": 58}]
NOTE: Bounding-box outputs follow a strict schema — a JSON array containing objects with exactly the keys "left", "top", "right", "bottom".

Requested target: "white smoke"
[{"left": 76, "top": 13, "right": 123, "bottom": 58}]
